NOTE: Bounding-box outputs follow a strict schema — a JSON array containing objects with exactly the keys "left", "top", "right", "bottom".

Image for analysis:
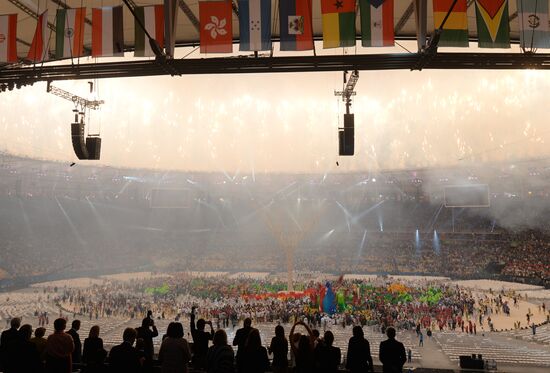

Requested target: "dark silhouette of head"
[
  {"left": 386, "top": 327, "right": 396, "bottom": 339},
  {"left": 71, "top": 320, "right": 81, "bottom": 331},
  {"left": 89, "top": 325, "right": 100, "bottom": 338},
  {"left": 298, "top": 335, "right": 311, "bottom": 353},
  {"left": 10, "top": 317, "right": 21, "bottom": 329},
  {"left": 54, "top": 318, "right": 67, "bottom": 332},
  {"left": 324, "top": 331, "right": 334, "bottom": 346},
  {"left": 352, "top": 325, "right": 364, "bottom": 339},
  {"left": 197, "top": 318, "right": 206, "bottom": 331},
  {"left": 19, "top": 324, "right": 33, "bottom": 340},
  {"left": 123, "top": 328, "right": 137, "bottom": 345},
  {"left": 312, "top": 329, "right": 320, "bottom": 339},
  {"left": 274, "top": 325, "right": 285, "bottom": 339},
  {"left": 141, "top": 317, "right": 151, "bottom": 327},
  {"left": 167, "top": 322, "right": 184, "bottom": 338},
  {"left": 35, "top": 327, "right": 46, "bottom": 338},
  {"left": 213, "top": 329, "right": 228, "bottom": 346},
  {"left": 244, "top": 318, "right": 252, "bottom": 328}
]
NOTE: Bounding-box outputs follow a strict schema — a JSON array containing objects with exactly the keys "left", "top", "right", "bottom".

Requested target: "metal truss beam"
[
  {"left": 2, "top": 53, "right": 550, "bottom": 88},
  {"left": 178, "top": 0, "right": 200, "bottom": 32},
  {"left": 395, "top": 1, "right": 414, "bottom": 34}
]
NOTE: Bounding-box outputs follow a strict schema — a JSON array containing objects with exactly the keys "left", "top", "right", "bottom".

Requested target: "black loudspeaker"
[
  {"left": 71, "top": 122, "right": 89, "bottom": 160},
  {"left": 339, "top": 113, "right": 354, "bottom": 156},
  {"left": 86, "top": 137, "right": 101, "bottom": 160}
]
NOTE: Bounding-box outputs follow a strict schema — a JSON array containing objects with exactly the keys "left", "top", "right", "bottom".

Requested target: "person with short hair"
[
  {"left": 191, "top": 307, "right": 214, "bottom": 370},
  {"left": 232, "top": 317, "right": 252, "bottom": 372},
  {"left": 379, "top": 327, "right": 407, "bottom": 373},
  {"left": 314, "top": 331, "right": 341, "bottom": 373},
  {"left": 207, "top": 329, "right": 234, "bottom": 373},
  {"left": 136, "top": 316, "right": 159, "bottom": 364},
  {"left": 67, "top": 319, "right": 82, "bottom": 364},
  {"left": 45, "top": 318, "right": 74, "bottom": 373},
  {"left": 108, "top": 328, "right": 141, "bottom": 373},
  {"left": 346, "top": 326, "right": 374, "bottom": 373},
  {"left": 0, "top": 317, "right": 22, "bottom": 372},
  {"left": 30, "top": 327, "right": 47, "bottom": 360},
  {"left": 11, "top": 324, "right": 42, "bottom": 373},
  {"left": 159, "top": 322, "right": 192, "bottom": 373}
]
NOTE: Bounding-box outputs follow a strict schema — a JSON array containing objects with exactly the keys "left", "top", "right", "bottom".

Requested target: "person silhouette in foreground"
[
  {"left": 346, "top": 326, "right": 374, "bottom": 373},
  {"left": 44, "top": 318, "right": 74, "bottom": 373},
  {"left": 379, "top": 327, "right": 407, "bottom": 373},
  {"left": 232, "top": 317, "right": 253, "bottom": 372},
  {"left": 190, "top": 306, "right": 214, "bottom": 370},
  {"left": 108, "top": 328, "right": 141, "bottom": 373}
]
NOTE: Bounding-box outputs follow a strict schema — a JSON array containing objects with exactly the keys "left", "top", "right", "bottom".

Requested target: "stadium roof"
[
  {"left": 0, "top": 1, "right": 532, "bottom": 54},
  {"left": 2, "top": 1, "right": 550, "bottom": 86}
]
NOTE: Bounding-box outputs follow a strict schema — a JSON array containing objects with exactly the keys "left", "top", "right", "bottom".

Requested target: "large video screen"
[{"left": 444, "top": 184, "right": 490, "bottom": 207}]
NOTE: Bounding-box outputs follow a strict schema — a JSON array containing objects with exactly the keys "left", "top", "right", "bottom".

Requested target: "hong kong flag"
[{"left": 200, "top": 1, "right": 233, "bottom": 53}]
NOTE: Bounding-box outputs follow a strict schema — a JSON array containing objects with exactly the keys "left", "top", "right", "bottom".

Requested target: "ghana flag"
[
  {"left": 433, "top": 0, "right": 469, "bottom": 47},
  {"left": 321, "top": 0, "right": 356, "bottom": 48},
  {"left": 475, "top": 0, "right": 510, "bottom": 48}
]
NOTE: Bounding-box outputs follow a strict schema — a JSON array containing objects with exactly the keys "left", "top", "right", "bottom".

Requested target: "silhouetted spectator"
[
  {"left": 314, "top": 331, "right": 340, "bottom": 373},
  {"left": 82, "top": 325, "right": 107, "bottom": 372},
  {"left": 290, "top": 321, "right": 315, "bottom": 373},
  {"left": 190, "top": 306, "right": 214, "bottom": 369},
  {"left": 232, "top": 317, "right": 252, "bottom": 372},
  {"left": 241, "top": 329, "right": 269, "bottom": 373},
  {"left": 108, "top": 328, "right": 141, "bottom": 373},
  {"left": 11, "top": 324, "right": 42, "bottom": 373},
  {"left": 159, "top": 322, "right": 191, "bottom": 373},
  {"left": 45, "top": 318, "right": 74, "bottom": 373},
  {"left": 346, "top": 326, "right": 374, "bottom": 373},
  {"left": 379, "top": 327, "right": 407, "bottom": 373},
  {"left": 269, "top": 325, "right": 288, "bottom": 373},
  {"left": 136, "top": 316, "right": 158, "bottom": 364},
  {"left": 0, "top": 317, "right": 21, "bottom": 372},
  {"left": 30, "top": 327, "right": 47, "bottom": 361},
  {"left": 207, "top": 329, "right": 234, "bottom": 373},
  {"left": 67, "top": 319, "right": 82, "bottom": 364}
]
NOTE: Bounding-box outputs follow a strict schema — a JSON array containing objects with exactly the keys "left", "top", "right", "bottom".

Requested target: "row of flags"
[{"left": 1, "top": 0, "right": 550, "bottom": 63}]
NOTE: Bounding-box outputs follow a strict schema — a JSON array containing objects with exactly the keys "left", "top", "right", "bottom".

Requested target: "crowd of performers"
[{"left": 53, "top": 274, "right": 547, "bottom": 334}]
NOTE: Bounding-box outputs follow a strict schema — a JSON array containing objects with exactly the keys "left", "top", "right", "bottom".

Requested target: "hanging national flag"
[
  {"left": 164, "top": 0, "right": 178, "bottom": 58},
  {"left": 360, "top": 0, "right": 394, "bottom": 47},
  {"left": 432, "top": 0, "right": 469, "bottom": 47},
  {"left": 55, "top": 8, "right": 86, "bottom": 59},
  {"left": 475, "top": 0, "right": 510, "bottom": 48},
  {"left": 279, "top": 0, "right": 314, "bottom": 51},
  {"left": 321, "top": 0, "right": 356, "bottom": 49},
  {"left": 238, "top": 0, "right": 272, "bottom": 51},
  {"left": 92, "top": 6, "right": 124, "bottom": 57},
  {"left": 27, "top": 10, "right": 51, "bottom": 62},
  {"left": 134, "top": 5, "right": 165, "bottom": 57},
  {"left": 517, "top": 0, "right": 550, "bottom": 49},
  {"left": 199, "top": 1, "right": 233, "bottom": 53},
  {"left": 0, "top": 14, "right": 18, "bottom": 63}
]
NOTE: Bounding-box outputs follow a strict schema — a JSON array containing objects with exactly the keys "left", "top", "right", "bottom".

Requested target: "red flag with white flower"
[{"left": 199, "top": 1, "right": 233, "bottom": 53}]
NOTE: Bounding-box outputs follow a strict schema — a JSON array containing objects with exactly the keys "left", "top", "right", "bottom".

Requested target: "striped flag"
[
  {"left": 27, "top": 10, "right": 51, "bottom": 62},
  {"left": 92, "top": 6, "right": 124, "bottom": 57},
  {"left": 475, "top": 0, "right": 510, "bottom": 48},
  {"left": 321, "top": 0, "right": 356, "bottom": 49},
  {"left": 279, "top": 0, "right": 314, "bottom": 51},
  {"left": 238, "top": 0, "right": 272, "bottom": 51},
  {"left": 134, "top": 5, "right": 165, "bottom": 57},
  {"left": 433, "top": 0, "right": 469, "bottom": 47},
  {"left": 55, "top": 8, "right": 86, "bottom": 59},
  {"left": 199, "top": 1, "right": 233, "bottom": 54},
  {"left": 360, "top": 0, "right": 394, "bottom": 47},
  {"left": 517, "top": 0, "right": 550, "bottom": 49},
  {"left": 0, "top": 14, "right": 18, "bottom": 63}
]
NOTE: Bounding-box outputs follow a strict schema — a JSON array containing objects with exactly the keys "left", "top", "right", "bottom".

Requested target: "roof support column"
[{"left": 414, "top": 0, "right": 428, "bottom": 52}]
